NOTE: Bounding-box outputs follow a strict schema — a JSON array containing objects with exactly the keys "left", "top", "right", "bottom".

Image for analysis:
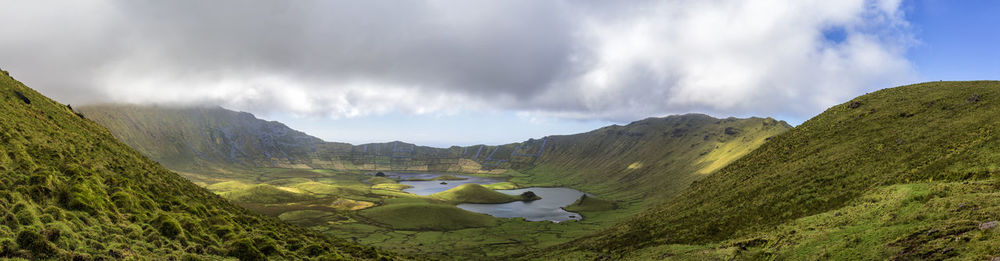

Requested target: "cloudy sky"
[{"left": 1, "top": 0, "right": 997, "bottom": 146}]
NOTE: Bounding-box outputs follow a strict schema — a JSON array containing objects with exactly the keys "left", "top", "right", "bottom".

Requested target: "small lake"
[
  {"left": 382, "top": 173, "right": 585, "bottom": 222},
  {"left": 458, "top": 187, "right": 584, "bottom": 223}
]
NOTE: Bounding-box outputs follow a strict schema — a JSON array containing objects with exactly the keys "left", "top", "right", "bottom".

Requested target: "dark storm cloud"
[{"left": 0, "top": 0, "right": 914, "bottom": 121}]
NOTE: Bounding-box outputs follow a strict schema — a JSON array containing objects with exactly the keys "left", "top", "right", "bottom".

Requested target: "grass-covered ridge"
[
  {"left": 430, "top": 184, "right": 526, "bottom": 204},
  {"left": 358, "top": 200, "right": 498, "bottom": 231},
  {"left": 0, "top": 69, "right": 389, "bottom": 260},
  {"left": 547, "top": 81, "right": 1000, "bottom": 259},
  {"left": 518, "top": 114, "right": 791, "bottom": 203},
  {"left": 563, "top": 195, "right": 617, "bottom": 212}
]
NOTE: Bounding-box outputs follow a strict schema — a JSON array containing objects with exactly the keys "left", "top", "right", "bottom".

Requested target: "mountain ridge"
[{"left": 80, "top": 105, "right": 791, "bottom": 203}]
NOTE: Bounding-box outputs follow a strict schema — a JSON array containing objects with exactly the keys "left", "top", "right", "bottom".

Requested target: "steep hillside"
[
  {"left": 0, "top": 69, "right": 387, "bottom": 260},
  {"left": 518, "top": 114, "right": 791, "bottom": 201},
  {"left": 77, "top": 105, "right": 334, "bottom": 172},
  {"left": 547, "top": 81, "right": 1000, "bottom": 259}
]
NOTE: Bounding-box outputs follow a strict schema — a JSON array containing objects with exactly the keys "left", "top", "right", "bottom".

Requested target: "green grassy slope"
[
  {"left": 429, "top": 184, "right": 523, "bottom": 204},
  {"left": 0, "top": 69, "right": 388, "bottom": 260},
  {"left": 219, "top": 184, "right": 317, "bottom": 204},
  {"left": 548, "top": 81, "right": 1000, "bottom": 259},
  {"left": 77, "top": 105, "right": 337, "bottom": 172},
  {"left": 518, "top": 114, "right": 791, "bottom": 202},
  {"left": 358, "top": 201, "right": 497, "bottom": 231},
  {"left": 563, "top": 195, "right": 617, "bottom": 212}
]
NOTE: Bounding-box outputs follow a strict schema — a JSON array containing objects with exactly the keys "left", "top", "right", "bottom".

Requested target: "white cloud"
[
  {"left": 0, "top": 0, "right": 915, "bottom": 123},
  {"left": 527, "top": 0, "right": 914, "bottom": 120}
]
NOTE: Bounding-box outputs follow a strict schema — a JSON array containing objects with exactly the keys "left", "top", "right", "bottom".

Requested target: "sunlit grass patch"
[{"left": 359, "top": 203, "right": 498, "bottom": 231}]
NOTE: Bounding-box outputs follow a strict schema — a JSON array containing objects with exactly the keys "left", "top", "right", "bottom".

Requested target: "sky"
[{"left": 0, "top": 0, "right": 996, "bottom": 147}]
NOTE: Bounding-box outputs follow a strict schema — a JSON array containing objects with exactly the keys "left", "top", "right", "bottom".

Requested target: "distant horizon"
[{"left": 76, "top": 101, "right": 799, "bottom": 148}]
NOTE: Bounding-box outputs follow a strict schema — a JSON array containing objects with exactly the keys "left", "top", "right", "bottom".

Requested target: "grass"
[
  {"left": 482, "top": 181, "right": 519, "bottom": 190},
  {"left": 563, "top": 195, "right": 618, "bottom": 212},
  {"left": 358, "top": 202, "right": 498, "bottom": 231},
  {"left": 535, "top": 81, "right": 1000, "bottom": 259},
  {"left": 323, "top": 199, "right": 647, "bottom": 260},
  {"left": 0, "top": 69, "right": 387, "bottom": 260},
  {"left": 612, "top": 180, "right": 1000, "bottom": 260},
  {"left": 429, "top": 184, "right": 524, "bottom": 204},
  {"left": 367, "top": 176, "right": 397, "bottom": 184},
  {"left": 513, "top": 114, "right": 790, "bottom": 205},
  {"left": 218, "top": 184, "right": 315, "bottom": 204},
  {"left": 405, "top": 174, "right": 468, "bottom": 181}
]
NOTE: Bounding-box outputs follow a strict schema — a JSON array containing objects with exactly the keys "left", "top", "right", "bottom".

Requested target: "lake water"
[
  {"left": 458, "top": 187, "right": 584, "bottom": 223},
  {"left": 385, "top": 173, "right": 585, "bottom": 222}
]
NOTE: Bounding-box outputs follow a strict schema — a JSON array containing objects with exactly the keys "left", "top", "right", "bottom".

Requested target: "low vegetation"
[
  {"left": 563, "top": 194, "right": 618, "bottom": 212},
  {"left": 359, "top": 200, "right": 497, "bottom": 231},
  {"left": 515, "top": 114, "right": 791, "bottom": 205},
  {"left": 430, "top": 184, "right": 527, "bottom": 204},
  {"left": 535, "top": 81, "right": 1000, "bottom": 260},
  {"left": 0, "top": 69, "right": 388, "bottom": 259}
]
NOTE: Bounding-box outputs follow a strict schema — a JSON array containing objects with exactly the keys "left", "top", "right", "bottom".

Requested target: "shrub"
[
  {"left": 16, "top": 229, "right": 57, "bottom": 257},
  {"left": 42, "top": 206, "right": 64, "bottom": 220},
  {"left": 227, "top": 239, "right": 266, "bottom": 261},
  {"left": 317, "top": 253, "right": 349, "bottom": 261},
  {"left": 302, "top": 244, "right": 326, "bottom": 257},
  {"left": 1, "top": 212, "right": 17, "bottom": 228},
  {"left": 181, "top": 253, "right": 203, "bottom": 261},
  {"left": 154, "top": 214, "right": 184, "bottom": 239},
  {"left": 0, "top": 238, "right": 16, "bottom": 256},
  {"left": 42, "top": 224, "right": 64, "bottom": 243},
  {"left": 15, "top": 208, "right": 38, "bottom": 226},
  {"left": 64, "top": 183, "right": 100, "bottom": 214},
  {"left": 111, "top": 190, "right": 137, "bottom": 212},
  {"left": 253, "top": 236, "right": 278, "bottom": 256}
]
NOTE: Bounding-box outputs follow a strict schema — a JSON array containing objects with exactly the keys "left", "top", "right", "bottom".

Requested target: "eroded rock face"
[{"left": 520, "top": 191, "right": 541, "bottom": 201}]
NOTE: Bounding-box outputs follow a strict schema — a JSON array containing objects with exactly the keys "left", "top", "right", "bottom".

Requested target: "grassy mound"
[
  {"left": 430, "top": 184, "right": 523, "bottom": 204},
  {"left": 367, "top": 176, "right": 397, "bottom": 185},
  {"left": 218, "top": 184, "right": 314, "bottom": 204},
  {"left": 278, "top": 210, "right": 348, "bottom": 226},
  {"left": 555, "top": 81, "right": 1000, "bottom": 259},
  {"left": 431, "top": 175, "right": 468, "bottom": 181},
  {"left": 359, "top": 202, "right": 497, "bottom": 230},
  {"left": 563, "top": 194, "right": 617, "bottom": 212},
  {"left": 371, "top": 183, "right": 413, "bottom": 191},
  {"left": 405, "top": 174, "right": 469, "bottom": 181},
  {"left": 330, "top": 198, "right": 376, "bottom": 211},
  {"left": 0, "top": 69, "right": 385, "bottom": 259},
  {"left": 482, "top": 182, "right": 519, "bottom": 190},
  {"left": 204, "top": 180, "right": 255, "bottom": 192},
  {"left": 288, "top": 181, "right": 368, "bottom": 196}
]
